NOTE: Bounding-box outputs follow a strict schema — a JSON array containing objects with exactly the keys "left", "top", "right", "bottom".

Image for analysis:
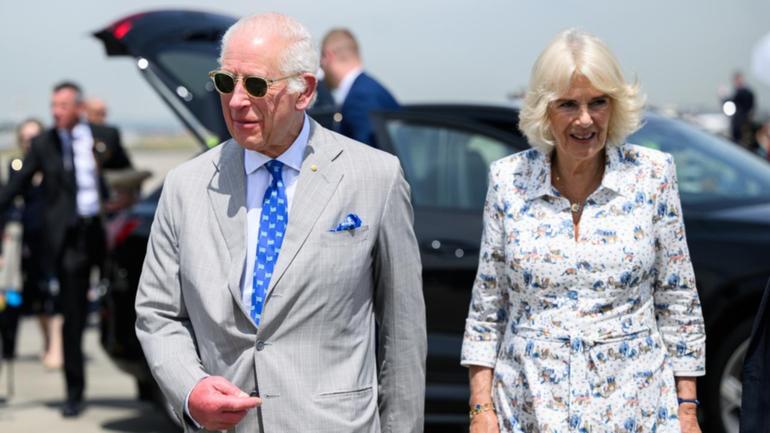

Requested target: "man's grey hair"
[{"left": 219, "top": 13, "right": 319, "bottom": 98}]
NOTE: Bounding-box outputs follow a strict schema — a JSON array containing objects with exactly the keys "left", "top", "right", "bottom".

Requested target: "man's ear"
[{"left": 295, "top": 73, "right": 318, "bottom": 110}]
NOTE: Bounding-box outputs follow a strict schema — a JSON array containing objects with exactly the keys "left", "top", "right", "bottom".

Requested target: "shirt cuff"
[
  {"left": 672, "top": 370, "right": 706, "bottom": 378},
  {"left": 461, "top": 336, "right": 500, "bottom": 368},
  {"left": 184, "top": 382, "right": 204, "bottom": 429},
  {"left": 669, "top": 357, "right": 706, "bottom": 378}
]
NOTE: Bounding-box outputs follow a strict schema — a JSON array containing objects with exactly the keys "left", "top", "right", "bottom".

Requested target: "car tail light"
[
  {"left": 113, "top": 21, "right": 133, "bottom": 39},
  {"left": 110, "top": 12, "right": 147, "bottom": 40},
  {"left": 107, "top": 215, "right": 141, "bottom": 250}
]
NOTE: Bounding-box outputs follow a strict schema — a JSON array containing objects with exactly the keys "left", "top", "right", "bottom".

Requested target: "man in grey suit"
[{"left": 135, "top": 12, "right": 426, "bottom": 433}]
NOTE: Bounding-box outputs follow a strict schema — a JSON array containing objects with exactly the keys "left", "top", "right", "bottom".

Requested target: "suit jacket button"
[{"left": 256, "top": 341, "right": 265, "bottom": 351}]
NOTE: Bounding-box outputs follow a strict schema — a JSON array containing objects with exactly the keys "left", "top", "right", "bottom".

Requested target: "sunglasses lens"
[
  {"left": 212, "top": 72, "right": 235, "bottom": 94},
  {"left": 244, "top": 77, "right": 268, "bottom": 97}
]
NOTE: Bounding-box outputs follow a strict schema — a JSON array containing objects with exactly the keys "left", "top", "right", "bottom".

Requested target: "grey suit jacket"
[{"left": 135, "top": 119, "right": 426, "bottom": 433}]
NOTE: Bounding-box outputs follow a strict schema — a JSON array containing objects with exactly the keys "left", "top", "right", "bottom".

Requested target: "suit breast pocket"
[{"left": 317, "top": 225, "right": 370, "bottom": 246}]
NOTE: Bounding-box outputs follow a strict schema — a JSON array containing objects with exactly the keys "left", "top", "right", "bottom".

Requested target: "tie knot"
[{"left": 265, "top": 160, "right": 284, "bottom": 180}]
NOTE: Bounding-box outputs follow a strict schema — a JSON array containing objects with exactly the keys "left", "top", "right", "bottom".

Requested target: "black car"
[{"left": 94, "top": 10, "right": 770, "bottom": 433}]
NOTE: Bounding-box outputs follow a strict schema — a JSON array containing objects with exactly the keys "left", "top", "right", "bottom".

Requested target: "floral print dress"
[{"left": 461, "top": 144, "right": 706, "bottom": 433}]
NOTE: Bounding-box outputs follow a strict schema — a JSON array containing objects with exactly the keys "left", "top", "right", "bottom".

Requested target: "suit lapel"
[
  {"left": 206, "top": 140, "right": 251, "bottom": 321},
  {"left": 266, "top": 121, "right": 344, "bottom": 299}
]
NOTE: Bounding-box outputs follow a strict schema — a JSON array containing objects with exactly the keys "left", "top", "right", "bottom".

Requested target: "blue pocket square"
[{"left": 331, "top": 213, "right": 362, "bottom": 232}]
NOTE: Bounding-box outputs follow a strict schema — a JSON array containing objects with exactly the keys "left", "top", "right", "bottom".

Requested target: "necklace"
[
  {"left": 552, "top": 166, "right": 601, "bottom": 215},
  {"left": 553, "top": 172, "right": 585, "bottom": 213}
]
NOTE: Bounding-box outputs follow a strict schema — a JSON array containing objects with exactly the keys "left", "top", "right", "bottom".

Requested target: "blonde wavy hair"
[{"left": 518, "top": 29, "right": 645, "bottom": 152}]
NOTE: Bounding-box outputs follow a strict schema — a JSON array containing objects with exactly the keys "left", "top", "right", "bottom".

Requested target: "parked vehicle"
[{"left": 94, "top": 10, "right": 770, "bottom": 433}]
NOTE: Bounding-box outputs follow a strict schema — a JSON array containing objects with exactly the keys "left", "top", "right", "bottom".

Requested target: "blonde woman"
[{"left": 461, "top": 29, "right": 705, "bottom": 433}]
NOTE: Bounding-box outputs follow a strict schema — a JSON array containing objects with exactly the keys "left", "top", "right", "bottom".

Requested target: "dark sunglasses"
[{"left": 208, "top": 70, "right": 300, "bottom": 98}]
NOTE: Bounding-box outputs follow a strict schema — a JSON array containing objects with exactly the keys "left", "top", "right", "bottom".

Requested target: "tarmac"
[{"left": 0, "top": 317, "right": 179, "bottom": 433}]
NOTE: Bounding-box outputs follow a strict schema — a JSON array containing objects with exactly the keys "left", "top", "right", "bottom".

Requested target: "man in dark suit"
[
  {"left": 0, "top": 81, "right": 131, "bottom": 417},
  {"left": 741, "top": 279, "right": 770, "bottom": 432},
  {"left": 729, "top": 72, "right": 756, "bottom": 149},
  {"left": 320, "top": 28, "right": 399, "bottom": 147}
]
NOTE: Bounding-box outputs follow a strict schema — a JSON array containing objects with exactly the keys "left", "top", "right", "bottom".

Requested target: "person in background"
[
  {"left": 729, "top": 72, "right": 756, "bottom": 149},
  {"left": 754, "top": 119, "right": 770, "bottom": 161},
  {"left": 0, "top": 82, "right": 132, "bottom": 417},
  {"left": 461, "top": 29, "right": 705, "bottom": 433},
  {"left": 84, "top": 98, "right": 108, "bottom": 126},
  {"left": 10, "top": 119, "right": 62, "bottom": 370},
  {"left": 320, "top": 28, "right": 399, "bottom": 147},
  {"left": 741, "top": 278, "right": 770, "bottom": 433}
]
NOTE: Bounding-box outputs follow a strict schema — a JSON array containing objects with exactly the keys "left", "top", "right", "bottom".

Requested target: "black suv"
[{"left": 94, "top": 10, "right": 770, "bottom": 433}]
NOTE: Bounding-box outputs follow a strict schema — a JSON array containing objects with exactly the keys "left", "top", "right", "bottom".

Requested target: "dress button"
[{"left": 256, "top": 341, "right": 265, "bottom": 351}]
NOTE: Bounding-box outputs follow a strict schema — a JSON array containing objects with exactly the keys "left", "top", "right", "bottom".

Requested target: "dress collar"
[{"left": 523, "top": 143, "right": 636, "bottom": 201}]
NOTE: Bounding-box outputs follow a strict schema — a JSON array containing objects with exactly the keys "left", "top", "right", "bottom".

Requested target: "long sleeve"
[
  {"left": 134, "top": 168, "right": 208, "bottom": 426},
  {"left": 461, "top": 166, "right": 510, "bottom": 368},
  {"left": 373, "top": 159, "right": 426, "bottom": 433},
  {"left": 0, "top": 143, "right": 44, "bottom": 257},
  {"left": 652, "top": 155, "right": 706, "bottom": 376}
]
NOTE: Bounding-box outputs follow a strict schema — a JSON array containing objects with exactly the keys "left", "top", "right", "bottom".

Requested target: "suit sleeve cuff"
[{"left": 184, "top": 379, "right": 206, "bottom": 430}]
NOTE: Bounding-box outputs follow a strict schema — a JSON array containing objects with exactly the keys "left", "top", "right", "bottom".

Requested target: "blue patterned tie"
[{"left": 251, "top": 160, "right": 288, "bottom": 325}]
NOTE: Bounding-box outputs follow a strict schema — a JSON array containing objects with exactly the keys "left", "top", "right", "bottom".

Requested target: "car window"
[
  {"left": 150, "top": 45, "right": 229, "bottom": 143},
  {"left": 630, "top": 115, "right": 770, "bottom": 205},
  {"left": 155, "top": 49, "right": 216, "bottom": 102},
  {"left": 386, "top": 120, "right": 513, "bottom": 210}
]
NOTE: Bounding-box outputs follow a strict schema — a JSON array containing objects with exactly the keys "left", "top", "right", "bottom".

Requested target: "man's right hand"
[
  {"left": 188, "top": 376, "right": 261, "bottom": 431},
  {"left": 469, "top": 410, "right": 500, "bottom": 433}
]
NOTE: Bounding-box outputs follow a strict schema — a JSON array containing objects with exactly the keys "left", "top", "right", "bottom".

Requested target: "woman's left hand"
[
  {"left": 678, "top": 404, "right": 701, "bottom": 433},
  {"left": 675, "top": 377, "right": 701, "bottom": 433}
]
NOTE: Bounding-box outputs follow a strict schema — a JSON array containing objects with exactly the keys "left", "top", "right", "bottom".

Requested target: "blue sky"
[{"left": 1, "top": 0, "right": 769, "bottom": 127}]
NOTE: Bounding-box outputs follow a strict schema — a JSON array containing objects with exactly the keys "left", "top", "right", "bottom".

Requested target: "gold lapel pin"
[{"left": 310, "top": 164, "right": 318, "bottom": 172}]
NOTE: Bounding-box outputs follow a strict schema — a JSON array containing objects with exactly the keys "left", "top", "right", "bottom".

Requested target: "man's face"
[
  {"left": 52, "top": 88, "right": 82, "bottom": 130},
  {"left": 86, "top": 101, "right": 107, "bottom": 125},
  {"left": 219, "top": 31, "right": 310, "bottom": 156}
]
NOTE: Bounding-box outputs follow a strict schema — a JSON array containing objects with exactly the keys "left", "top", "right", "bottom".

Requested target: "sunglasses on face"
[{"left": 208, "top": 70, "right": 300, "bottom": 98}]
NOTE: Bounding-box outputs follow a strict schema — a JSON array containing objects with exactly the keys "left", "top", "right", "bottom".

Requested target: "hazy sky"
[{"left": 1, "top": 0, "right": 769, "bottom": 128}]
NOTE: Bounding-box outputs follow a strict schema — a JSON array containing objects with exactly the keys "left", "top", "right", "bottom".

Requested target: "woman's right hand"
[{"left": 469, "top": 410, "right": 500, "bottom": 433}]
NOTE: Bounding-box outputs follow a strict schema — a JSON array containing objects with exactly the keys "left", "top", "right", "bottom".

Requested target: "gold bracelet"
[{"left": 469, "top": 402, "right": 495, "bottom": 419}]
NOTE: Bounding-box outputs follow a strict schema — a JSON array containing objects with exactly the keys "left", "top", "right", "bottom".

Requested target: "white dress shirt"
[
  {"left": 185, "top": 115, "right": 309, "bottom": 426},
  {"left": 240, "top": 114, "right": 309, "bottom": 310},
  {"left": 58, "top": 122, "right": 100, "bottom": 217},
  {"left": 331, "top": 67, "right": 363, "bottom": 106}
]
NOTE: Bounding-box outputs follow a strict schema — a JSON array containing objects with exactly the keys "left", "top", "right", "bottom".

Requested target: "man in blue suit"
[{"left": 320, "top": 28, "right": 399, "bottom": 147}]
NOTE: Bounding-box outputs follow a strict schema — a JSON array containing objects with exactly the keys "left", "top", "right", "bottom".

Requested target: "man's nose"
[{"left": 228, "top": 81, "right": 251, "bottom": 109}]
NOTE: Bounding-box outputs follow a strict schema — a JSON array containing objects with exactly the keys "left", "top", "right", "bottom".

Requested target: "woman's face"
[{"left": 547, "top": 75, "right": 611, "bottom": 163}]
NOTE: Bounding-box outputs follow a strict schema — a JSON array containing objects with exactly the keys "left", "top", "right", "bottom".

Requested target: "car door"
[{"left": 372, "top": 110, "right": 528, "bottom": 426}]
